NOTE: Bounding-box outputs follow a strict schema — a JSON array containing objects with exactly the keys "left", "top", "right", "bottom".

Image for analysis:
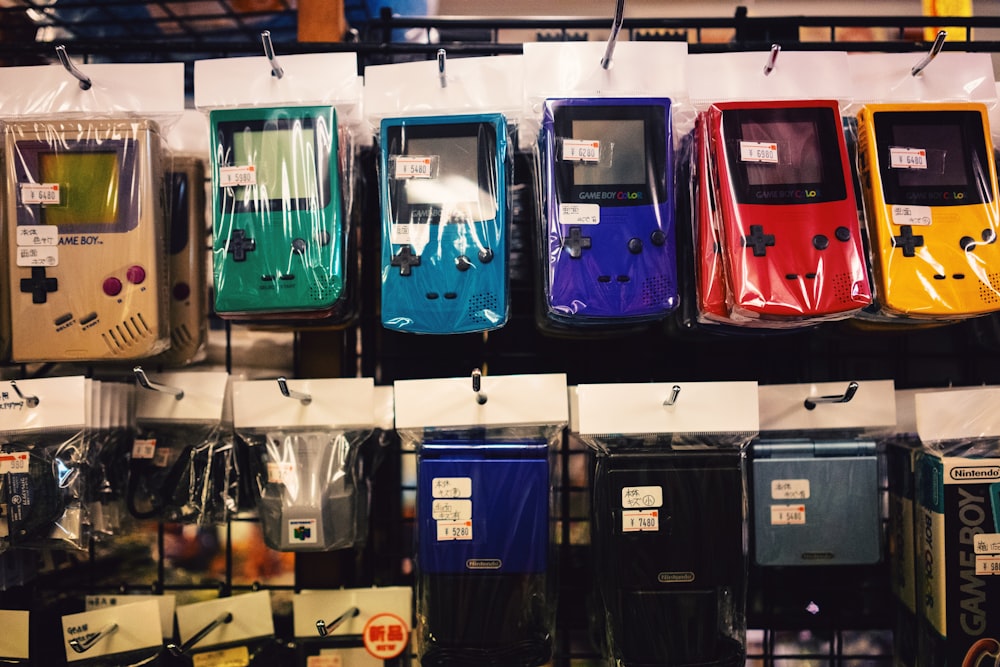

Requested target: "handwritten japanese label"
[
  {"left": 621, "top": 486, "right": 663, "bottom": 509},
  {"left": 431, "top": 477, "right": 472, "bottom": 499},
  {"left": 770, "top": 479, "right": 810, "bottom": 500},
  {"left": 17, "top": 225, "right": 59, "bottom": 247},
  {"left": 15, "top": 245, "right": 58, "bottom": 267},
  {"left": 432, "top": 499, "right": 472, "bottom": 521},
  {"left": 560, "top": 203, "right": 600, "bottom": 225},
  {"left": 891, "top": 204, "right": 933, "bottom": 227}
]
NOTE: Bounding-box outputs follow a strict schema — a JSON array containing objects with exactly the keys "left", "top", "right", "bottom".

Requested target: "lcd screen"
[
  {"left": 402, "top": 135, "right": 497, "bottom": 219},
  {"left": 38, "top": 151, "right": 119, "bottom": 226},
  {"left": 571, "top": 119, "right": 646, "bottom": 185},
  {"left": 231, "top": 127, "right": 319, "bottom": 202},
  {"left": 891, "top": 124, "right": 967, "bottom": 188},
  {"left": 741, "top": 120, "right": 823, "bottom": 186}
]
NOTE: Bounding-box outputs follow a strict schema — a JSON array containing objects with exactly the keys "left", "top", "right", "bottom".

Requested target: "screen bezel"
[
  {"left": 215, "top": 114, "right": 332, "bottom": 214},
  {"left": 14, "top": 138, "right": 139, "bottom": 234},
  {"left": 872, "top": 109, "right": 992, "bottom": 206},
  {"left": 384, "top": 121, "right": 499, "bottom": 227},
  {"left": 721, "top": 105, "right": 848, "bottom": 205},
  {"left": 550, "top": 103, "right": 668, "bottom": 208}
]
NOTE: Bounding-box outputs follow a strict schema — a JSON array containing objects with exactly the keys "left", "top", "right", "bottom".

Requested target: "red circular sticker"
[{"left": 362, "top": 612, "right": 410, "bottom": 660}]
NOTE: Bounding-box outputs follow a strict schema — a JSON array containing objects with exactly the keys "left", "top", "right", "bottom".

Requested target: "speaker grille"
[
  {"left": 468, "top": 292, "right": 499, "bottom": 323},
  {"left": 102, "top": 313, "right": 153, "bottom": 354},
  {"left": 641, "top": 274, "right": 675, "bottom": 307},
  {"left": 171, "top": 323, "right": 193, "bottom": 349},
  {"left": 832, "top": 272, "right": 855, "bottom": 305},
  {"left": 307, "top": 272, "right": 335, "bottom": 302},
  {"left": 980, "top": 273, "right": 1000, "bottom": 305}
]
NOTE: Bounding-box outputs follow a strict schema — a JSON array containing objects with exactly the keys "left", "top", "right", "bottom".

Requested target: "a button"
[
  {"left": 983, "top": 228, "right": 997, "bottom": 244},
  {"left": 954, "top": 274, "right": 966, "bottom": 280},
  {"left": 103, "top": 277, "right": 123, "bottom": 296},
  {"left": 126, "top": 265, "right": 146, "bottom": 284},
  {"left": 20, "top": 267, "right": 58, "bottom": 304},
  {"left": 835, "top": 226, "right": 852, "bottom": 242},
  {"left": 173, "top": 282, "right": 191, "bottom": 301},
  {"left": 55, "top": 313, "right": 73, "bottom": 326},
  {"left": 627, "top": 238, "right": 643, "bottom": 254},
  {"left": 598, "top": 276, "right": 612, "bottom": 283},
  {"left": 478, "top": 248, "right": 494, "bottom": 263},
  {"left": 893, "top": 226, "right": 924, "bottom": 257},
  {"left": 455, "top": 256, "right": 473, "bottom": 272},
  {"left": 426, "top": 292, "right": 439, "bottom": 300},
  {"left": 650, "top": 230, "right": 666, "bottom": 246},
  {"left": 262, "top": 275, "right": 275, "bottom": 282},
  {"left": 291, "top": 238, "right": 308, "bottom": 255},
  {"left": 805, "top": 273, "right": 817, "bottom": 279},
  {"left": 812, "top": 235, "right": 829, "bottom": 250},
  {"left": 391, "top": 245, "right": 421, "bottom": 277},
  {"left": 79, "top": 312, "right": 98, "bottom": 325},
  {"left": 960, "top": 236, "right": 976, "bottom": 251},
  {"left": 563, "top": 227, "right": 592, "bottom": 259},
  {"left": 933, "top": 274, "right": 946, "bottom": 280},
  {"left": 316, "top": 230, "right": 332, "bottom": 246},
  {"left": 443, "top": 292, "right": 458, "bottom": 299},
  {"left": 227, "top": 229, "right": 256, "bottom": 262},
  {"left": 744, "top": 225, "right": 776, "bottom": 257},
  {"left": 279, "top": 274, "right": 295, "bottom": 281},
  {"left": 617, "top": 275, "right": 630, "bottom": 283},
  {"left": 785, "top": 274, "right": 799, "bottom": 280}
]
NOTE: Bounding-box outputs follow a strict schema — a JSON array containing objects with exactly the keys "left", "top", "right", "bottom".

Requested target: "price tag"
[
  {"left": 21, "top": 183, "right": 60, "bottom": 205},
  {"left": 562, "top": 139, "right": 600, "bottom": 162},
  {"left": 16, "top": 245, "right": 58, "bottom": 267},
  {"left": 153, "top": 447, "right": 172, "bottom": 468},
  {"left": 770, "top": 479, "right": 810, "bottom": 500},
  {"left": 890, "top": 146, "right": 928, "bottom": 170},
  {"left": 17, "top": 225, "right": 59, "bottom": 247},
  {"left": 622, "top": 509, "right": 659, "bottom": 532},
  {"left": 394, "top": 156, "right": 435, "bottom": 179},
  {"left": 191, "top": 646, "right": 250, "bottom": 667},
  {"left": 0, "top": 452, "right": 29, "bottom": 474},
  {"left": 431, "top": 477, "right": 472, "bottom": 499},
  {"left": 771, "top": 504, "right": 806, "bottom": 525},
  {"left": 977, "top": 555, "right": 1000, "bottom": 575},
  {"left": 436, "top": 520, "right": 473, "bottom": 540},
  {"left": 218, "top": 165, "right": 256, "bottom": 188},
  {"left": 621, "top": 486, "right": 662, "bottom": 509},
  {"left": 891, "top": 205, "right": 933, "bottom": 227},
  {"left": 131, "top": 439, "right": 157, "bottom": 460},
  {"left": 432, "top": 499, "right": 472, "bottom": 521},
  {"left": 559, "top": 203, "right": 600, "bottom": 225},
  {"left": 307, "top": 656, "right": 343, "bottom": 667},
  {"left": 267, "top": 461, "right": 296, "bottom": 484},
  {"left": 740, "top": 141, "right": 779, "bottom": 164}
]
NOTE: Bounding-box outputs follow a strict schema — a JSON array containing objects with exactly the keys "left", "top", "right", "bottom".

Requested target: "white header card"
[
  {"left": 916, "top": 387, "right": 1000, "bottom": 442},
  {"left": 847, "top": 52, "right": 997, "bottom": 105},
  {"left": 575, "top": 382, "right": 758, "bottom": 435},
  {"left": 759, "top": 380, "right": 896, "bottom": 432},
  {"left": 62, "top": 599, "right": 162, "bottom": 662},
  {"left": 0, "top": 376, "right": 88, "bottom": 431},
  {"left": 175, "top": 591, "right": 274, "bottom": 649},
  {"left": 85, "top": 594, "right": 176, "bottom": 639},
  {"left": 232, "top": 377, "right": 375, "bottom": 429},
  {"left": 134, "top": 371, "right": 229, "bottom": 422},
  {"left": 0, "top": 610, "right": 29, "bottom": 659},
  {"left": 687, "top": 51, "right": 851, "bottom": 107},
  {"left": 292, "top": 587, "right": 413, "bottom": 639},
  {"left": 393, "top": 373, "right": 569, "bottom": 430}
]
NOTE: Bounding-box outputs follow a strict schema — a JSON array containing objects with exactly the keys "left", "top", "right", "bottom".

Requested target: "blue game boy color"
[
  {"left": 379, "top": 114, "right": 510, "bottom": 334},
  {"left": 542, "top": 98, "right": 677, "bottom": 321}
]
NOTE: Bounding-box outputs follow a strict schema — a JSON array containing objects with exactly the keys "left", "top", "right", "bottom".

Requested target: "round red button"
[
  {"left": 102, "top": 277, "right": 122, "bottom": 296},
  {"left": 126, "top": 265, "right": 146, "bottom": 284}
]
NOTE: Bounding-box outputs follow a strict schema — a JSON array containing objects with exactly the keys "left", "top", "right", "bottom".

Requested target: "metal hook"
[
  {"left": 277, "top": 377, "right": 312, "bottom": 405},
  {"left": 316, "top": 606, "right": 360, "bottom": 637},
  {"left": 804, "top": 381, "right": 859, "bottom": 410},
  {"left": 763, "top": 43, "right": 781, "bottom": 76},
  {"left": 68, "top": 623, "right": 118, "bottom": 654},
  {"left": 663, "top": 385, "right": 681, "bottom": 407},
  {"left": 911, "top": 30, "right": 947, "bottom": 77},
  {"left": 133, "top": 366, "right": 184, "bottom": 401},
  {"left": 55, "top": 45, "right": 92, "bottom": 91},
  {"left": 600, "top": 0, "right": 626, "bottom": 70},
  {"left": 167, "top": 612, "right": 233, "bottom": 656},
  {"left": 261, "top": 30, "right": 284, "bottom": 79},
  {"left": 471, "top": 369, "right": 487, "bottom": 405},
  {"left": 9, "top": 380, "right": 39, "bottom": 408},
  {"left": 437, "top": 48, "right": 447, "bottom": 88}
]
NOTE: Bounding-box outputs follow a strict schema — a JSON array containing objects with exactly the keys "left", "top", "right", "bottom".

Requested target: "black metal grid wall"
[{"left": 4, "top": 5, "right": 1000, "bottom": 665}]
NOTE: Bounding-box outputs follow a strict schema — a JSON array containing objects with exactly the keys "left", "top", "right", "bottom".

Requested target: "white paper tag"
[
  {"left": 267, "top": 461, "right": 296, "bottom": 484},
  {"left": 622, "top": 509, "right": 659, "bottom": 532},
  {"left": 432, "top": 499, "right": 472, "bottom": 521},
  {"left": 771, "top": 504, "right": 806, "bottom": 525},
  {"left": 16, "top": 245, "right": 58, "bottom": 267},
  {"left": 621, "top": 486, "right": 662, "bottom": 509},
  {"left": 889, "top": 146, "right": 928, "bottom": 170},
  {"left": 17, "top": 225, "right": 59, "bottom": 246},
  {"left": 975, "top": 533, "right": 1000, "bottom": 555},
  {"left": 976, "top": 555, "right": 1000, "bottom": 575},
  {"left": 131, "top": 438, "right": 156, "bottom": 460},
  {"left": 562, "top": 139, "right": 600, "bottom": 162},
  {"left": 389, "top": 222, "right": 430, "bottom": 246},
  {"left": 559, "top": 203, "right": 600, "bottom": 225},
  {"left": 218, "top": 165, "right": 256, "bottom": 188},
  {"left": 0, "top": 452, "right": 29, "bottom": 474},
  {"left": 307, "top": 655, "right": 343, "bottom": 667},
  {"left": 153, "top": 447, "right": 172, "bottom": 468},
  {"left": 394, "top": 156, "right": 435, "bottom": 179},
  {"left": 21, "top": 182, "right": 61, "bottom": 205},
  {"left": 437, "top": 520, "right": 473, "bottom": 540},
  {"left": 431, "top": 477, "right": 472, "bottom": 499},
  {"left": 891, "top": 205, "right": 933, "bottom": 227},
  {"left": 740, "top": 141, "right": 779, "bottom": 164},
  {"left": 770, "top": 479, "right": 810, "bottom": 500}
]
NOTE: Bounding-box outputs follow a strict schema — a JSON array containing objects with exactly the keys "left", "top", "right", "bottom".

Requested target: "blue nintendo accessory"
[
  {"left": 209, "top": 105, "right": 343, "bottom": 318},
  {"left": 752, "top": 439, "right": 881, "bottom": 566},
  {"left": 541, "top": 98, "right": 677, "bottom": 321},
  {"left": 379, "top": 114, "right": 510, "bottom": 334},
  {"left": 416, "top": 440, "right": 550, "bottom": 665}
]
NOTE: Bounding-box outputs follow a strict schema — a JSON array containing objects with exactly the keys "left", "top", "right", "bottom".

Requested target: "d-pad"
[
  {"left": 892, "top": 225, "right": 924, "bottom": 258},
  {"left": 227, "top": 229, "right": 256, "bottom": 262},
  {"left": 20, "top": 267, "right": 58, "bottom": 304},
  {"left": 563, "top": 226, "right": 592, "bottom": 259},
  {"left": 743, "top": 225, "right": 775, "bottom": 257},
  {"left": 391, "top": 245, "right": 421, "bottom": 277}
]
